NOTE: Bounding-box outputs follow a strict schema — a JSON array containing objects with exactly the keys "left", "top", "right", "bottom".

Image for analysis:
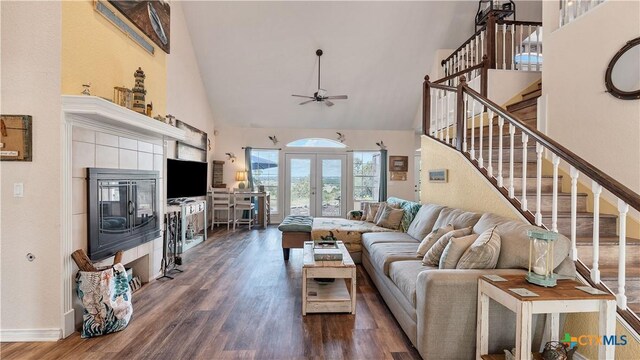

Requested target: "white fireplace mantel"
[
  {"left": 60, "top": 95, "right": 185, "bottom": 339},
  {"left": 61, "top": 95, "right": 186, "bottom": 141}
]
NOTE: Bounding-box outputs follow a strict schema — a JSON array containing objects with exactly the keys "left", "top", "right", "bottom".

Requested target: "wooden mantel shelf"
[{"left": 61, "top": 95, "right": 186, "bottom": 141}]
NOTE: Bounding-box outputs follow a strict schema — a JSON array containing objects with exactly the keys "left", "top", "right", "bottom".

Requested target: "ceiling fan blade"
[
  {"left": 292, "top": 94, "right": 314, "bottom": 99},
  {"left": 324, "top": 100, "right": 335, "bottom": 107},
  {"left": 299, "top": 100, "right": 316, "bottom": 105},
  {"left": 326, "top": 95, "right": 348, "bottom": 100}
]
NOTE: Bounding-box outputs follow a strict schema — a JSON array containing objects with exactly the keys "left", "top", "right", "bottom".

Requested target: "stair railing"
[
  {"left": 423, "top": 75, "right": 640, "bottom": 329},
  {"left": 441, "top": 13, "right": 543, "bottom": 75}
]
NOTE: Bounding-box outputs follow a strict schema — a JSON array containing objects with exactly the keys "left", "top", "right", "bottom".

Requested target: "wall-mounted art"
[
  {"left": 0, "top": 115, "right": 33, "bottom": 161},
  {"left": 108, "top": 0, "right": 171, "bottom": 53},
  {"left": 428, "top": 169, "right": 448, "bottom": 183},
  {"left": 390, "top": 171, "right": 407, "bottom": 181},
  {"left": 175, "top": 120, "right": 207, "bottom": 150},
  {"left": 389, "top": 156, "right": 408, "bottom": 172}
]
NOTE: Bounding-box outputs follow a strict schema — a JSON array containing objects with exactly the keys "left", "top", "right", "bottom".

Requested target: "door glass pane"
[
  {"left": 290, "top": 158, "right": 311, "bottom": 216},
  {"left": 321, "top": 159, "right": 342, "bottom": 217},
  {"left": 98, "top": 181, "right": 130, "bottom": 234},
  {"left": 134, "top": 179, "right": 156, "bottom": 228}
]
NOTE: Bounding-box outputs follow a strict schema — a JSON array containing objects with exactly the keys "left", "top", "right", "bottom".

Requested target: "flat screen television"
[{"left": 166, "top": 158, "right": 208, "bottom": 199}]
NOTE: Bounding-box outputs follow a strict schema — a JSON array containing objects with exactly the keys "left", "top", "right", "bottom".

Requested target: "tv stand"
[{"left": 165, "top": 199, "right": 208, "bottom": 255}]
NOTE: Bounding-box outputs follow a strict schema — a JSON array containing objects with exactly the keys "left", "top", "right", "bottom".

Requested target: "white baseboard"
[{"left": 0, "top": 328, "right": 61, "bottom": 342}]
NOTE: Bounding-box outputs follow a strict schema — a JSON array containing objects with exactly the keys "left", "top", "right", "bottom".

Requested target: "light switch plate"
[{"left": 13, "top": 183, "right": 24, "bottom": 197}]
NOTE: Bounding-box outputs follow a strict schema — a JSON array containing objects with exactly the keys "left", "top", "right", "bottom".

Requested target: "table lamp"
[
  {"left": 236, "top": 171, "right": 247, "bottom": 189},
  {"left": 526, "top": 229, "right": 558, "bottom": 287}
]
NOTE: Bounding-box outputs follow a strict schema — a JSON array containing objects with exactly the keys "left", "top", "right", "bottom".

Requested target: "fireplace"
[{"left": 87, "top": 168, "right": 161, "bottom": 261}]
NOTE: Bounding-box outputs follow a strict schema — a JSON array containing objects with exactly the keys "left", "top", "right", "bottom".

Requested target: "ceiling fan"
[{"left": 292, "top": 49, "right": 348, "bottom": 107}]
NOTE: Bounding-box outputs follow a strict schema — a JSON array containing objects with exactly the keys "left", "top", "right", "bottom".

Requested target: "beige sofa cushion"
[
  {"left": 472, "top": 213, "right": 570, "bottom": 270},
  {"left": 416, "top": 224, "right": 454, "bottom": 257},
  {"left": 376, "top": 204, "right": 404, "bottom": 230},
  {"left": 368, "top": 242, "right": 421, "bottom": 275},
  {"left": 439, "top": 233, "right": 479, "bottom": 269},
  {"left": 423, "top": 227, "right": 473, "bottom": 266},
  {"left": 457, "top": 226, "right": 501, "bottom": 269},
  {"left": 433, "top": 207, "right": 482, "bottom": 230},
  {"left": 406, "top": 204, "right": 445, "bottom": 241},
  {"left": 389, "top": 260, "right": 436, "bottom": 306},
  {"left": 362, "top": 232, "right": 418, "bottom": 249}
]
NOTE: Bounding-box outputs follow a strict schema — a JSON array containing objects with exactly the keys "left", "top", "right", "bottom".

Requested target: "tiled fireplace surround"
[
  {"left": 71, "top": 127, "right": 165, "bottom": 328},
  {"left": 61, "top": 95, "right": 185, "bottom": 336}
]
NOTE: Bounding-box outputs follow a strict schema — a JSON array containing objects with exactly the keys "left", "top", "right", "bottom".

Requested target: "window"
[
  {"left": 353, "top": 151, "right": 380, "bottom": 207},
  {"left": 250, "top": 149, "right": 279, "bottom": 213},
  {"left": 287, "top": 138, "right": 347, "bottom": 148}
]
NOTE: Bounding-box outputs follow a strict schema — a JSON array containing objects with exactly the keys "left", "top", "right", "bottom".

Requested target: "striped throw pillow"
[{"left": 456, "top": 226, "right": 501, "bottom": 269}]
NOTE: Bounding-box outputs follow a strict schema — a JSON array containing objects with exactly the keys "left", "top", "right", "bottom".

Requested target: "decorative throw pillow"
[
  {"left": 416, "top": 224, "right": 454, "bottom": 257},
  {"left": 456, "top": 226, "right": 501, "bottom": 269},
  {"left": 365, "top": 202, "right": 382, "bottom": 222},
  {"left": 439, "top": 233, "right": 480, "bottom": 269},
  {"left": 375, "top": 205, "right": 404, "bottom": 230},
  {"left": 374, "top": 202, "right": 398, "bottom": 223},
  {"left": 423, "top": 226, "right": 473, "bottom": 266}
]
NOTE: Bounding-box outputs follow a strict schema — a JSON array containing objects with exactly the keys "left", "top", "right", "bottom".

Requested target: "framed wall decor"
[
  {"left": 108, "top": 0, "right": 171, "bottom": 53},
  {"left": 176, "top": 120, "right": 207, "bottom": 150},
  {"left": 390, "top": 171, "right": 407, "bottom": 181},
  {"left": 389, "top": 156, "right": 408, "bottom": 172},
  {"left": 0, "top": 115, "right": 33, "bottom": 161},
  {"left": 428, "top": 169, "right": 448, "bottom": 183}
]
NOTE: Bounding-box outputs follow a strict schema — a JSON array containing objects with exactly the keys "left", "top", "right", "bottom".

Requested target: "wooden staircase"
[{"left": 470, "top": 81, "right": 640, "bottom": 317}]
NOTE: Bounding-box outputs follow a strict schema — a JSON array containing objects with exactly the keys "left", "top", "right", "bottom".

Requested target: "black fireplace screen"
[{"left": 87, "top": 168, "right": 160, "bottom": 261}]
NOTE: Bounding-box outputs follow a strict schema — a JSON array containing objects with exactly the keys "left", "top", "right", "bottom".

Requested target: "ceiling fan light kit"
[{"left": 292, "top": 49, "right": 348, "bottom": 107}]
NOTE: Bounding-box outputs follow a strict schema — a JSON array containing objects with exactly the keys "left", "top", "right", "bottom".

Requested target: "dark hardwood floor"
[{"left": 1, "top": 226, "right": 421, "bottom": 360}]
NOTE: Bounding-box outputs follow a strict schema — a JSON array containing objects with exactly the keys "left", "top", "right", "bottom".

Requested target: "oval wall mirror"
[{"left": 605, "top": 37, "right": 640, "bottom": 100}]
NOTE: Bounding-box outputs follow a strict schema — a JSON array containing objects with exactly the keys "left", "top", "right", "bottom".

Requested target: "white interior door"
[{"left": 285, "top": 153, "right": 346, "bottom": 218}]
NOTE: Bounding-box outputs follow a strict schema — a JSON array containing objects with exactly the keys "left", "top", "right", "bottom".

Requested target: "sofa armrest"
[{"left": 415, "top": 269, "right": 526, "bottom": 360}]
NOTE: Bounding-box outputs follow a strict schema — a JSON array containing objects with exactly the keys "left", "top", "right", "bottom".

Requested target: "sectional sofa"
[{"left": 313, "top": 198, "right": 576, "bottom": 359}]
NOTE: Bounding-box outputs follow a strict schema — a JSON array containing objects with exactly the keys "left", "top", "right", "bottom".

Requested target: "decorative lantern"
[{"left": 526, "top": 229, "right": 558, "bottom": 287}]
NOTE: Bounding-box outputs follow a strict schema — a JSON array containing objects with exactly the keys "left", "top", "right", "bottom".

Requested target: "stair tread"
[
  {"left": 599, "top": 266, "right": 640, "bottom": 278},
  {"left": 506, "top": 97, "right": 538, "bottom": 112},
  {"left": 540, "top": 212, "right": 617, "bottom": 218},
  {"left": 576, "top": 236, "right": 640, "bottom": 245}
]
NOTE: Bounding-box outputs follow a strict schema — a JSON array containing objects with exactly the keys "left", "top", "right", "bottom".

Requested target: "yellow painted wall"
[
  {"left": 62, "top": 1, "right": 166, "bottom": 115},
  {"left": 564, "top": 313, "right": 640, "bottom": 359},
  {"left": 420, "top": 135, "right": 521, "bottom": 220}
]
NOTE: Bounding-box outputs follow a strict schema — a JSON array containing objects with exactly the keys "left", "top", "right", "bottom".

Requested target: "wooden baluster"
[
  {"left": 591, "top": 181, "right": 602, "bottom": 284},
  {"left": 535, "top": 144, "right": 544, "bottom": 226},
  {"left": 519, "top": 25, "right": 523, "bottom": 70},
  {"left": 617, "top": 199, "right": 629, "bottom": 309},
  {"left": 487, "top": 109, "right": 494, "bottom": 177},
  {"left": 508, "top": 123, "right": 515, "bottom": 198},
  {"left": 551, "top": 154, "right": 560, "bottom": 231},
  {"left": 497, "top": 116, "right": 504, "bottom": 187},
  {"left": 438, "top": 90, "right": 443, "bottom": 141},
  {"left": 475, "top": 34, "right": 479, "bottom": 65},
  {"left": 446, "top": 91, "right": 450, "bottom": 144},
  {"left": 478, "top": 104, "right": 484, "bottom": 168},
  {"left": 527, "top": 25, "right": 532, "bottom": 70},
  {"left": 502, "top": 23, "right": 507, "bottom": 70},
  {"left": 462, "top": 93, "right": 468, "bottom": 153},
  {"left": 466, "top": 43, "right": 470, "bottom": 69},
  {"left": 511, "top": 24, "right": 515, "bottom": 70},
  {"left": 494, "top": 21, "right": 499, "bottom": 69},
  {"left": 535, "top": 26, "right": 541, "bottom": 71},
  {"left": 470, "top": 98, "right": 476, "bottom": 160},
  {"left": 430, "top": 89, "right": 436, "bottom": 137},
  {"left": 521, "top": 133, "right": 529, "bottom": 211},
  {"left": 570, "top": 166, "right": 579, "bottom": 260},
  {"left": 480, "top": 31, "right": 485, "bottom": 63}
]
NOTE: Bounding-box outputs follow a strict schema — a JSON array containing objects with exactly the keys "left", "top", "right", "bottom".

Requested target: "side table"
[{"left": 477, "top": 274, "right": 616, "bottom": 360}]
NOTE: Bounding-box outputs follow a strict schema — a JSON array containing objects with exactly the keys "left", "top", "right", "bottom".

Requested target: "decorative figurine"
[
  {"left": 81, "top": 83, "right": 91, "bottom": 96},
  {"left": 154, "top": 115, "right": 166, "bottom": 123},
  {"left": 146, "top": 101, "right": 153, "bottom": 117},
  {"left": 113, "top": 86, "right": 133, "bottom": 109},
  {"left": 132, "top": 67, "right": 147, "bottom": 114},
  {"left": 166, "top": 114, "right": 175, "bottom": 126}
]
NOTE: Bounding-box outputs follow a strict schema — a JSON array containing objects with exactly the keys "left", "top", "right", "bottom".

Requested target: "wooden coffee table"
[{"left": 302, "top": 241, "right": 356, "bottom": 315}]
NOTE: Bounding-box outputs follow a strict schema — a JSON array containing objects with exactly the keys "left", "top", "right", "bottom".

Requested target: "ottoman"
[{"left": 278, "top": 215, "right": 313, "bottom": 260}]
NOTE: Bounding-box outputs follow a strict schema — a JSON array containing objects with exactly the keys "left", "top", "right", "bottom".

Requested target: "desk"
[
  {"left": 237, "top": 191, "right": 270, "bottom": 228},
  {"left": 477, "top": 275, "right": 616, "bottom": 360},
  {"left": 208, "top": 190, "right": 270, "bottom": 229}
]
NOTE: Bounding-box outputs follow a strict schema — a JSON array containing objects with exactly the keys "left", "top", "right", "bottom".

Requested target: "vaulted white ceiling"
[{"left": 182, "top": 1, "right": 479, "bottom": 130}]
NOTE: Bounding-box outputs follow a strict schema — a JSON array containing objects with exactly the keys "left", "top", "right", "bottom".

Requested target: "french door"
[{"left": 284, "top": 153, "right": 347, "bottom": 218}]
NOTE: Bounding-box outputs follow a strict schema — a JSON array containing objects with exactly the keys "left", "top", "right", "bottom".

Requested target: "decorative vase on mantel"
[{"left": 132, "top": 67, "right": 146, "bottom": 114}]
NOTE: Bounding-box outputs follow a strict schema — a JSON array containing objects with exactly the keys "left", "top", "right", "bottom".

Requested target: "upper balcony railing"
[
  {"left": 440, "top": 13, "right": 542, "bottom": 87},
  {"left": 560, "top": 0, "right": 605, "bottom": 28}
]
